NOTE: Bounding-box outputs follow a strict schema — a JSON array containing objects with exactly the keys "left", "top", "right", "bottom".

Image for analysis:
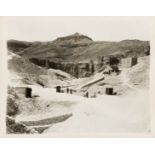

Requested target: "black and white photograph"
[{"left": 2, "top": 16, "right": 152, "bottom": 135}]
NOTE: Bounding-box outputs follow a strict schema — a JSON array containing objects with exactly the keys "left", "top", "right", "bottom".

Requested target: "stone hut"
[{"left": 14, "top": 87, "right": 32, "bottom": 98}]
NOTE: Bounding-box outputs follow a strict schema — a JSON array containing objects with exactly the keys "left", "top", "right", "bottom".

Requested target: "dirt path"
[
  {"left": 120, "top": 69, "right": 138, "bottom": 91},
  {"left": 79, "top": 76, "right": 105, "bottom": 89}
]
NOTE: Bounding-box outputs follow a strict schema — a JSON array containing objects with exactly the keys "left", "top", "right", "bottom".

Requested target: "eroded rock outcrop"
[{"left": 29, "top": 58, "right": 94, "bottom": 78}]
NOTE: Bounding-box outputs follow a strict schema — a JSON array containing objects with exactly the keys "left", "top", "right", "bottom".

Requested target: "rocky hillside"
[
  {"left": 7, "top": 33, "right": 150, "bottom": 78},
  {"left": 8, "top": 52, "right": 73, "bottom": 87},
  {"left": 7, "top": 33, "right": 150, "bottom": 62}
]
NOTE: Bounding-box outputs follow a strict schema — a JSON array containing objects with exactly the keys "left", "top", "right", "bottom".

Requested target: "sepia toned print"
[{"left": 5, "top": 17, "right": 151, "bottom": 135}]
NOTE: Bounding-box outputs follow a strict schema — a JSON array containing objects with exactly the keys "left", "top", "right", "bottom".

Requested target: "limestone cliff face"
[
  {"left": 29, "top": 56, "right": 121, "bottom": 78},
  {"left": 29, "top": 58, "right": 93, "bottom": 78}
]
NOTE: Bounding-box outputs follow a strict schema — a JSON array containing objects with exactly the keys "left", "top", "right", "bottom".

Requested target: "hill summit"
[{"left": 52, "top": 32, "right": 93, "bottom": 45}]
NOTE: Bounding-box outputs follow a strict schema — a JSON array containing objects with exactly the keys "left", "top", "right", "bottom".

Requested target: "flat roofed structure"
[
  {"left": 14, "top": 87, "right": 32, "bottom": 98},
  {"left": 121, "top": 57, "right": 137, "bottom": 68}
]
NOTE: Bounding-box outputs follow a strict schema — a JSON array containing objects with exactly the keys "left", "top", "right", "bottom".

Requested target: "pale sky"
[{"left": 3, "top": 16, "right": 152, "bottom": 42}]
